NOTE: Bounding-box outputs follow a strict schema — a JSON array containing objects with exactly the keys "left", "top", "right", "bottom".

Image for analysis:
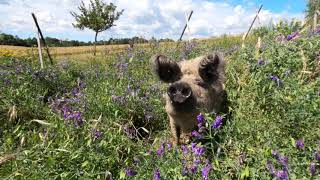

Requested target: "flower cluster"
[
  {"left": 295, "top": 139, "right": 304, "bottom": 149},
  {"left": 192, "top": 114, "right": 224, "bottom": 139},
  {"left": 50, "top": 80, "right": 87, "bottom": 127},
  {"left": 270, "top": 75, "right": 283, "bottom": 87},
  {"left": 287, "top": 31, "right": 299, "bottom": 41},
  {"left": 266, "top": 150, "right": 289, "bottom": 180}
]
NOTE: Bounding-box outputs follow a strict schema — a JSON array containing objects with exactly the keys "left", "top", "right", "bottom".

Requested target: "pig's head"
[{"left": 151, "top": 52, "right": 226, "bottom": 116}]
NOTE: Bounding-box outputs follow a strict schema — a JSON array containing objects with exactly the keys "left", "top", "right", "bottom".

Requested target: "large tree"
[
  {"left": 71, "top": 0, "right": 123, "bottom": 55},
  {"left": 305, "top": 0, "right": 320, "bottom": 28}
]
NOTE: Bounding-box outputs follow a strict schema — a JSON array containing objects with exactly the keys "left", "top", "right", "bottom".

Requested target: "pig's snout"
[{"left": 167, "top": 82, "right": 192, "bottom": 104}]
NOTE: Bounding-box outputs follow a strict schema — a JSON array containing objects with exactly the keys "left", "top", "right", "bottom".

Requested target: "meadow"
[{"left": 0, "top": 24, "right": 320, "bottom": 179}]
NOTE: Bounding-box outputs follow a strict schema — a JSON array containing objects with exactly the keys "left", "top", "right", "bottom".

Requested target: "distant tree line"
[{"left": 0, "top": 33, "right": 174, "bottom": 47}]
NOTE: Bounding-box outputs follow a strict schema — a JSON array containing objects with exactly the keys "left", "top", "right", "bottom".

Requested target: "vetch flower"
[
  {"left": 266, "top": 160, "right": 276, "bottom": 177},
  {"left": 92, "top": 129, "right": 102, "bottom": 140},
  {"left": 167, "top": 143, "right": 172, "bottom": 151},
  {"left": 278, "top": 156, "right": 289, "bottom": 171},
  {"left": 287, "top": 31, "right": 299, "bottom": 41},
  {"left": 201, "top": 164, "right": 212, "bottom": 180},
  {"left": 192, "top": 144, "right": 206, "bottom": 157},
  {"left": 295, "top": 139, "right": 304, "bottom": 149},
  {"left": 191, "top": 130, "right": 202, "bottom": 138},
  {"left": 156, "top": 143, "right": 165, "bottom": 157},
  {"left": 153, "top": 169, "right": 161, "bottom": 180},
  {"left": 194, "top": 159, "right": 201, "bottom": 165},
  {"left": 276, "top": 170, "right": 288, "bottom": 180},
  {"left": 189, "top": 165, "right": 198, "bottom": 174},
  {"left": 181, "top": 167, "right": 188, "bottom": 176},
  {"left": 310, "top": 162, "right": 316, "bottom": 176},
  {"left": 212, "top": 116, "right": 223, "bottom": 129},
  {"left": 258, "top": 59, "right": 265, "bottom": 65},
  {"left": 197, "top": 113, "right": 205, "bottom": 125},
  {"left": 181, "top": 145, "right": 189, "bottom": 155},
  {"left": 270, "top": 75, "right": 283, "bottom": 87},
  {"left": 125, "top": 168, "right": 137, "bottom": 177},
  {"left": 314, "top": 151, "right": 320, "bottom": 161}
]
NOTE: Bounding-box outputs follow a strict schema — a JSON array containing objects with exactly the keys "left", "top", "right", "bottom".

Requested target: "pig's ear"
[
  {"left": 199, "top": 52, "right": 225, "bottom": 83},
  {"left": 151, "top": 55, "right": 181, "bottom": 83}
]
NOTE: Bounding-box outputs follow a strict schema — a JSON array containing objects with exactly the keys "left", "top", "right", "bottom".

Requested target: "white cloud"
[{"left": 0, "top": 0, "right": 304, "bottom": 41}]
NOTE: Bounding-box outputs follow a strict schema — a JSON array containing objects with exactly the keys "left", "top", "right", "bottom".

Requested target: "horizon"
[{"left": 0, "top": 0, "right": 306, "bottom": 42}]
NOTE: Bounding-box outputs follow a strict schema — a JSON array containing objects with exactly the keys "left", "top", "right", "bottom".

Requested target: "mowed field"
[
  {"left": 0, "top": 36, "right": 241, "bottom": 61},
  {"left": 0, "top": 42, "right": 172, "bottom": 58}
]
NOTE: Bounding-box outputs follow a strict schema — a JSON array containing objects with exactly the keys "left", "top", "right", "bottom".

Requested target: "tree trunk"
[{"left": 94, "top": 31, "right": 98, "bottom": 56}]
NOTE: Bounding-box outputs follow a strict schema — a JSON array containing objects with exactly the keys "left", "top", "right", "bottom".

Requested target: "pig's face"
[{"left": 151, "top": 53, "right": 225, "bottom": 116}]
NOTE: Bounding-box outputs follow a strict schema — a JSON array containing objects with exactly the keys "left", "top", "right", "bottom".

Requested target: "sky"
[{"left": 0, "top": 0, "right": 307, "bottom": 42}]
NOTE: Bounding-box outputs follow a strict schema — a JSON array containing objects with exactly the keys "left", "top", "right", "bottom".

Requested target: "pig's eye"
[{"left": 195, "top": 80, "right": 207, "bottom": 88}]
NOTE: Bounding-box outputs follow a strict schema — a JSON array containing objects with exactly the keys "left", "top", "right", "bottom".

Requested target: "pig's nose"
[{"left": 167, "top": 82, "right": 192, "bottom": 103}]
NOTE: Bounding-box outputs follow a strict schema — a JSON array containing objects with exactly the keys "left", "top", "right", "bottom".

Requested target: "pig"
[{"left": 151, "top": 52, "right": 227, "bottom": 144}]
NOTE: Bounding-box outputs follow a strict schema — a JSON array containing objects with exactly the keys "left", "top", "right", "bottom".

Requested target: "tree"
[
  {"left": 71, "top": 0, "right": 123, "bottom": 55},
  {"left": 305, "top": 0, "right": 320, "bottom": 28}
]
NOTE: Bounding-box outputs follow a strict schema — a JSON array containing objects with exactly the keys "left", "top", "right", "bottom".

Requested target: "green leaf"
[{"left": 240, "top": 166, "right": 250, "bottom": 179}]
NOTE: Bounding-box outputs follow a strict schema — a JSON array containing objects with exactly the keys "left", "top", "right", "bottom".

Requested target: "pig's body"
[{"left": 151, "top": 53, "right": 226, "bottom": 144}]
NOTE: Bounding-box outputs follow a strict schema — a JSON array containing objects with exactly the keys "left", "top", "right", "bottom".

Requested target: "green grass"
[{"left": 0, "top": 29, "right": 320, "bottom": 179}]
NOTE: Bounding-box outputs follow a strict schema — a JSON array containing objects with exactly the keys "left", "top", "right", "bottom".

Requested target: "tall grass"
[{"left": 0, "top": 30, "right": 319, "bottom": 179}]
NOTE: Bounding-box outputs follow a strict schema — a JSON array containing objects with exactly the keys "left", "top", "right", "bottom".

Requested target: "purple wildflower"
[
  {"left": 71, "top": 88, "right": 79, "bottom": 96},
  {"left": 212, "top": 116, "right": 223, "bottom": 129},
  {"left": 189, "top": 165, "right": 198, "bottom": 174},
  {"left": 167, "top": 143, "right": 173, "bottom": 151},
  {"left": 181, "top": 167, "right": 188, "bottom": 176},
  {"left": 316, "top": 26, "right": 320, "bottom": 34},
  {"left": 181, "top": 145, "right": 189, "bottom": 155},
  {"left": 258, "top": 59, "right": 265, "bottom": 65},
  {"left": 125, "top": 168, "right": 137, "bottom": 177},
  {"left": 287, "top": 31, "right": 299, "bottom": 41},
  {"left": 278, "top": 156, "right": 289, "bottom": 170},
  {"left": 153, "top": 169, "right": 161, "bottom": 180},
  {"left": 314, "top": 151, "right": 320, "bottom": 161},
  {"left": 276, "top": 170, "right": 288, "bottom": 180},
  {"left": 295, "top": 139, "right": 304, "bottom": 149},
  {"left": 310, "top": 162, "right": 316, "bottom": 176},
  {"left": 197, "top": 113, "right": 205, "bottom": 125},
  {"left": 266, "top": 160, "right": 276, "bottom": 177},
  {"left": 194, "top": 159, "right": 201, "bottom": 165},
  {"left": 156, "top": 143, "right": 165, "bottom": 157},
  {"left": 192, "top": 130, "right": 202, "bottom": 138},
  {"left": 270, "top": 75, "right": 283, "bottom": 87},
  {"left": 92, "top": 129, "right": 103, "bottom": 140},
  {"left": 192, "top": 145, "right": 206, "bottom": 157},
  {"left": 79, "top": 81, "right": 86, "bottom": 89},
  {"left": 201, "top": 164, "right": 212, "bottom": 180}
]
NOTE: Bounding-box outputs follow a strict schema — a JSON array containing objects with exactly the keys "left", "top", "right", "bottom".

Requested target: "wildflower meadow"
[{"left": 1, "top": 23, "right": 320, "bottom": 179}]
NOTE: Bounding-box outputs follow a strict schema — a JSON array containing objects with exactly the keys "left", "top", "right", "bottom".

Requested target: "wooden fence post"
[
  {"left": 178, "top": 10, "right": 193, "bottom": 41},
  {"left": 314, "top": 11, "right": 318, "bottom": 31},
  {"left": 36, "top": 32, "right": 44, "bottom": 69},
  {"left": 31, "top": 13, "right": 53, "bottom": 65},
  {"left": 176, "top": 10, "right": 194, "bottom": 48},
  {"left": 243, "top": 4, "right": 263, "bottom": 41}
]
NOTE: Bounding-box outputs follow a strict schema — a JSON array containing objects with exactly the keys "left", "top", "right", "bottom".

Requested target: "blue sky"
[
  {"left": 0, "top": 0, "right": 307, "bottom": 42},
  {"left": 217, "top": 0, "right": 306, "bottom": 13}
]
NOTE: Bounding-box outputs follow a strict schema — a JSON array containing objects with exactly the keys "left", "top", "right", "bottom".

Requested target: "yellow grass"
[{"left": 0, "top": 35, "right": 244, "bottom": 61}]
